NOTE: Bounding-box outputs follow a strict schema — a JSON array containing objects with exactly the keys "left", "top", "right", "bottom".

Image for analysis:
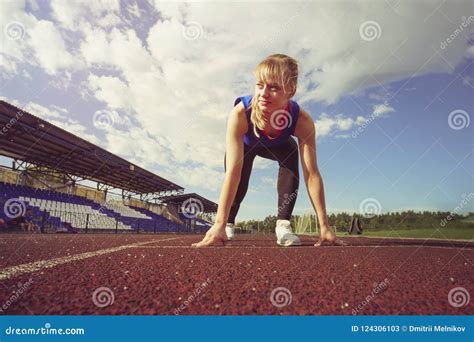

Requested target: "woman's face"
[{"left": 255, "top": 78, "right": 293, "bottom": 114}]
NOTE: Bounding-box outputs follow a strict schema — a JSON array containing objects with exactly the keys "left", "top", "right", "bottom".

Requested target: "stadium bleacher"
[
  {"left": 101, "top": 201, "right": 149, "bottom": 219},
  {"left": 0, "top": 100, "right": 217, "bottom": 235},
  {"left": 127, "top": 205, "right": 189, "bottom": 233},
  {"left": 0, "top": 182, "right": 188, "bottom": 233}
]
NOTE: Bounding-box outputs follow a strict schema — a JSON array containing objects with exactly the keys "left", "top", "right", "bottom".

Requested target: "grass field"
[{"left": 345, "top": 228, "right": 474, "bottom": 240}]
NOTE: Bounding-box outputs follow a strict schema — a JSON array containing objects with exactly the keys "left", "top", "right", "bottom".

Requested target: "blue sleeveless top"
[{"left": 234, "top": 95, "right": 300, "bottom": 147}]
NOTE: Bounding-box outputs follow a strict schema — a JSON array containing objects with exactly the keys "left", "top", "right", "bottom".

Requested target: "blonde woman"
[{"left": 192, "top": 54, "right": 344, "bottom": 248}]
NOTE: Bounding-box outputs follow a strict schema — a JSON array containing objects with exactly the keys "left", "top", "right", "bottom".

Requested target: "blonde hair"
[{"left": 250, "top": 54, "right": 298, "bottom": 138}]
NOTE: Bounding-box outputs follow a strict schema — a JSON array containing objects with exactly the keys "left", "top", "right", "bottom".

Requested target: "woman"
[{"left": 192, "top": 54, "right": 343, "bottom": 247}]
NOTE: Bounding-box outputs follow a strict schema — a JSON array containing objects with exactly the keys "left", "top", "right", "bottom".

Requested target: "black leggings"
[{"left": 225, "top": 138, "right": 299, "bottom": 224}]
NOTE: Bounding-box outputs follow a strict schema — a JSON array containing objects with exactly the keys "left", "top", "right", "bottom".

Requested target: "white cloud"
[
  {"left": 49, "top": 120, "right": 100, "bottom": 145},
  {"left": 92, "top": 109, "right": 133, "bottom": 128},
  {"left": 171, "top": 165, "right": 223, "bottom": 192},
  {"left": 81, "top": 27, "right": 156, "bottom": 76},
  {"left": 356, "top": 116, "right": 367, "bottom": 124},
  {"left": 315, "top": 101, "right": 395, "bottom": 138},
  {"left": 28, "top": 20, "right": 80, "bottom": 75},
  {"left": 0, "top": 97, "right": 100, "bottom": 145},
  {"left": 24, "top": 101, "right": 64, "bottom": 119},
  {"left": 292, "top": 2, "right": 471, "bottom": 104},
  {"left": 315, "top": 113, "right": 339, "bottom": 138},
  {"left": 261, "top": 176, "right": 277, "bottom": 187},
  {"left": 97, "top": 13, "right": 122, "bottom": 28},
  {"left": 103, "top": 126, "right": 173, "bottom": 167},
  {"left": 50, "top": 0, "right": 120, "bottom": 30},
  {"left": 373, "top": 102, "right": 395, "bottom": 117},
  {"left": 315, "top": 113, "right": 357, "bottom": 138},
  {"left": 336, "top": 117, "right": 354, "bottom": 131},
  {"left": 0, "top": 1, "right": 36, "bottom": 73},
  {"left": 0, "top": 1, "right": 83, "bottom": 76},
  {"left": 253, "top": 158, "right": 273, "bottom": 170},
  {"left": 87, "top": 75, "right": 134, "bottom": 110},
  {"left": 22, "top": 102, "right": 99, "bottom": 144},
  {"left": 126, "top": 1, "right": 141, "bottom": 18},
  {"left": 27, "top": 0, "right": 40, "bottom": 12},
  {"left": 151, "top": 1, "right": 185, "bottom": 22},
  {"left": 465, "top": 45, "right": 474, "bottom": 59},
  {"left": 0, "top": 56, "right": 18, "bottom": 76},
  {"left": 80, "top": 23, "right": 240, "bottom": 177},
  {"left": 49, "top": 0, "right": 87, "bottom": 29},
  {"left": 21, "top": 69, "right": 31, "bottom": 79}
]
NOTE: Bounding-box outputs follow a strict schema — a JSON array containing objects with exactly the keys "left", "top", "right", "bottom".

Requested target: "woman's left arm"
[{"left": 294, "top": 109, "right": 330, "bottom": 228}]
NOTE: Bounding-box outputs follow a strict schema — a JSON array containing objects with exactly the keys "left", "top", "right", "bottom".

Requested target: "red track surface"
[{"left": 0, "top": 233, "right": 472, "bottom": 315}]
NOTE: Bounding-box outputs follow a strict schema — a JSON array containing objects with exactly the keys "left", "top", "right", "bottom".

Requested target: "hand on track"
[
  {"left": 192, "top": 225, "right": 227, "bottom": 247},
  {"left": 315, "top": 226, "right": 347, "bottom": 246}
]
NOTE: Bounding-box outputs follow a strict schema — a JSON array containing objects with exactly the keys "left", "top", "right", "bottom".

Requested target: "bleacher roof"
[
  {"left": 160, "top": 193, "right": 218, "bottom": 213},
  {"left": 0, "top": 101, "right": 184, "bottom": 194}
]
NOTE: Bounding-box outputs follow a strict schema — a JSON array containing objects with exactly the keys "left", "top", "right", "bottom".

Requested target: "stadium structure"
[{"left": 0, "top": 100, "right": 217, "bottom": 234}]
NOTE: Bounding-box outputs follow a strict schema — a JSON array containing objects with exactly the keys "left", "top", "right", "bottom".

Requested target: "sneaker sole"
[{"left": 277, "top": 240, "right": 302, "bottom": 247}]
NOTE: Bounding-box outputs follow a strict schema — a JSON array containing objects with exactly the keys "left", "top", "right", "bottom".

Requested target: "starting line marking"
[
  {"left": 0, "top": 237, "right": 179, "bottom": 281},
  {"left": 1, "top": 240, "right": 470, "bottom": 281},
  {"left": 133, "top": 245, "right": 473, "bottom": 250}
]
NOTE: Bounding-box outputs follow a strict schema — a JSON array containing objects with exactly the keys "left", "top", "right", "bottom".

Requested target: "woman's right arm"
[
  {"left": 214, "top": 102, "right": 247, "bottom": 227},
  {"left": 191, "top": 102, "right": 247, "bottom": 247}
]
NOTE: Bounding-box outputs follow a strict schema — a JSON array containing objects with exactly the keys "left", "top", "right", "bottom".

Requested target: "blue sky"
[{"left": 0, "top": 0, "right": 473, "bottom": 221}]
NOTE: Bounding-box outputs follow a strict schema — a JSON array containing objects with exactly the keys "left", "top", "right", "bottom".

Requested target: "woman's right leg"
[{"left": 224, "top": 144, "right": 257, "bottom": 224}]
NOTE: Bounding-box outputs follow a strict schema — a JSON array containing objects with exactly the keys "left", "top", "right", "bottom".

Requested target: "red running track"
[{"left": 0, "top": 233, "right": 472, "bottom": 315}]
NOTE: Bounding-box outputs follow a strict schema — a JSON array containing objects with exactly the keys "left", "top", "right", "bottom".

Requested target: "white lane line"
[
  {"left": 341, "top": 236, "right": 474, "bottom": 243},
  {"left": 0, "top": 237, "right": 179, "bottom": 281},
  {"left": 133, "top": 245, "right": 473, "bottom": 250}
]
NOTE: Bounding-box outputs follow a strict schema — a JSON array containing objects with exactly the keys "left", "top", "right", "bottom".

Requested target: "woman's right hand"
[{"left": 191, "top": 223, "right": 228, "bottom": 247}]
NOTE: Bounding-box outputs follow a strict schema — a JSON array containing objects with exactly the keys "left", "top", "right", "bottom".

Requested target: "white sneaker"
[
  {"left": 225, "top": 223, "right": 235, "bottom": 240},
  {"left": 275, "top": 219, "right": 301, "bottom": 246}
]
